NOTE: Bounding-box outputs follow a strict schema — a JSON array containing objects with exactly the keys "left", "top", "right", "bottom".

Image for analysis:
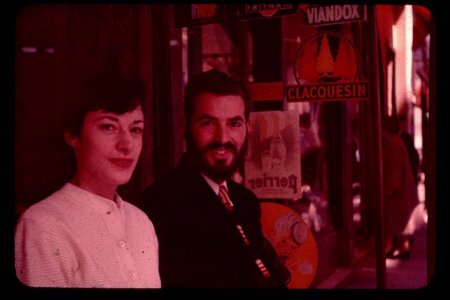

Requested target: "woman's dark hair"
[
  {"left": 64, "top": 74, "right": 145, "bottom": 136},
  {"left": 184, "top": 69, "right": 250, "bottom": 130}
]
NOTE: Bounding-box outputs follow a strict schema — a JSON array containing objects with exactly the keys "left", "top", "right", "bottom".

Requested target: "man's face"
[{"left": 188, "top": 92, "right": 247, "bottom": 182}]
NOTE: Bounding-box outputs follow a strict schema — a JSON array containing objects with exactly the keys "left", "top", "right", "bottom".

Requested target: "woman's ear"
[{"left": 64, "top": 131, "right": 79, "bottom": 148}]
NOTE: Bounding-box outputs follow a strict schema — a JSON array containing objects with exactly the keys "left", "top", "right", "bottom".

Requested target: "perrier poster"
[{"left": 245, "top": 111, "right": 301, "bottom": 199}]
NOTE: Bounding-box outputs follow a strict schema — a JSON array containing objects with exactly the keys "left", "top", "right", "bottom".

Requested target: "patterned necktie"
[
  {"left": 218, "top": 184, "right": 234, "bottom": 212},
  {"left": 218, "top": 184, "right": 271, "bottom": 278}
]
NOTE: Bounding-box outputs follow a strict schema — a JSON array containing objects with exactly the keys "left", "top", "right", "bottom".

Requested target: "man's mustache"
[{"left": 202, "top": 141, "right": 237, "bottom": 154}]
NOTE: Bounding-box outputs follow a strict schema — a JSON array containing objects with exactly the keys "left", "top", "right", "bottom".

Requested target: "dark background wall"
[{"left": 15, "top": 5, "right": 154, "bottom": 217}]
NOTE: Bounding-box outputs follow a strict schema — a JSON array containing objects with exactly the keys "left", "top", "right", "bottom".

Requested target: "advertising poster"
[
  {"left": 260, "top": 202, "right": 318, "bottom": 288},
  {"left": 245, "top": 111, "right": 301, "bottom": 199}
]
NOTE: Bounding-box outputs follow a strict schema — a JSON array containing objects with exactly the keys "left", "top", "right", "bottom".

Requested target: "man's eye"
[{"left": 229, "top": 120, "right": 243, "bottom": 128}]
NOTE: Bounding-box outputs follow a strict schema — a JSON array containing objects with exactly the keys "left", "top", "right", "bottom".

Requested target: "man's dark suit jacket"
[{"left": 141, "top": 153, "right": 288, "bottom": 288}]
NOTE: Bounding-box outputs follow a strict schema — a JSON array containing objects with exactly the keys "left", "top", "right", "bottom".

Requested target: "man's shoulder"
[
  {"left": 144, "top": 170, "right": 179, "bottom": 196},
  {"left": 228, "top": 180, "right": 259, "bottom": 202},
  {"left": 140, "top": 170, "right": 184, "bottom": 216},
  {"left": 228, "top": 179, "right": 252, "bottom": 191},
  {"left": 143, "top": 168, "right": 204, "bottom": 197}
]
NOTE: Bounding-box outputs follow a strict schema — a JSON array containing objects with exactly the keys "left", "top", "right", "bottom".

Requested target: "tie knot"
[
  {"left": 218, "top": 185, "right": 234, "bottom": 212},
  {"left": 219, "top": 184, "right": 228, "bottom": 193}
]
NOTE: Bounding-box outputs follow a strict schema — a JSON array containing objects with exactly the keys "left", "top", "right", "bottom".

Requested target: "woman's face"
[{"left": 67, "top": 106, "right": 144, "bottom": 194}]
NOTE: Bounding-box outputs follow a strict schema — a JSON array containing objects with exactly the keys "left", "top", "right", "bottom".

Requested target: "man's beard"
[{"left": 187, "top": 136, "right": 247, "bottom": 182}]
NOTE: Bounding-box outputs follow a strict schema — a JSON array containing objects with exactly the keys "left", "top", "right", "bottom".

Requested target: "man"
[{"left": 141, "top": 69, "right": 288, "bottom": 288}]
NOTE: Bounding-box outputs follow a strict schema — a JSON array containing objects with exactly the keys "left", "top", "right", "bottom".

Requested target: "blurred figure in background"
[
  {"left": 381, "top": 116, "right": 419, "bottom": 259},
  {"left": 398, "top": 114, "right": 421, "bottom": 185}
]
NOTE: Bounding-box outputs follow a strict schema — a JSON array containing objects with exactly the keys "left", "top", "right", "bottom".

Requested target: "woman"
[{"left": 15, "top": 75, "right": 161, "bottom": 288}]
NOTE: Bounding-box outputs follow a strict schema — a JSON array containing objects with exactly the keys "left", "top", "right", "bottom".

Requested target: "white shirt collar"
[
  {"left": 201, "top": 173, "right": 227, "bottom": 195},
  {"left": 65, "top": 182, "right": 123, "bottom": 209}
]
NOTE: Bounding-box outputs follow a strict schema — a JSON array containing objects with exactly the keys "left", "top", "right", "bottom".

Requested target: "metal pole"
[{"left": 365, "top": 5, "right": 386, "bottom": 288}]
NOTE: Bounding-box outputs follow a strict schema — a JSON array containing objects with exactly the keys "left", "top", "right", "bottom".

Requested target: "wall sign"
[
  {"left": 173, "top": 4, "right": 225, "bottom": 27},
  {"left": 302, "top": 5, "right": 366, "bottom": 26},
  {"left": 287, "top": 31, "right": 368, "bottom": 102},
  {"left": 286, "top": 82, "right": 368, "bottom": 102},
  {"left": 239, "top": 4, "right": 299, "bottom": 20}
]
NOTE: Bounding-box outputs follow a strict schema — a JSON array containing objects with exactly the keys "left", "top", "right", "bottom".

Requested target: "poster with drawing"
[{"left": 245, "top": 111, "right": 301, "bottom": 199}]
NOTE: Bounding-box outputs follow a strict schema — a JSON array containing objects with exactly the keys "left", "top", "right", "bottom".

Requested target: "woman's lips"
[{"left": 109, "top": 158, "right": 133, "bottom": 168}]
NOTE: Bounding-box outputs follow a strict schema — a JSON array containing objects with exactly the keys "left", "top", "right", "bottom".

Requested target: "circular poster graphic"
[{"left": 261, "top": 202, "right": 318, "bottom": 288}]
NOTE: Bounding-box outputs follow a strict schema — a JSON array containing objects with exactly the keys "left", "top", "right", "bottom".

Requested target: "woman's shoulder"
[
  {"left": 120, "top": 199, "right": 153, "bottom": 221},
  {"left": 16, "top": 185, "right": 72, "bottom": 227},
  {"left": 19, "top": 182, "right": 89, "bottom": 215}
]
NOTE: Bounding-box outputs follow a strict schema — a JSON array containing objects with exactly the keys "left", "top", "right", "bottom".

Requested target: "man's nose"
[{"left": 216, "top": 123, "right": 231, "bottom": 144}]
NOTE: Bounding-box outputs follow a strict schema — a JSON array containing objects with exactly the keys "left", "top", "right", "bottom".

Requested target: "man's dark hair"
[
  {"left": 64, "top": 74, "right": 145, "bottom": 136},
  {"left": 184, "top": 69, "right": 250, "bottom": 135}
]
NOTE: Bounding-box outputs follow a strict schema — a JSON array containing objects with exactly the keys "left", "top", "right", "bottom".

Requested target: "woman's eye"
[
  {"left": 130, "top": 127, "right": 143, "bottom": 134},
  {"left": 200, "top": 120, "right": 215, "bottom": 127},
  {"left": 99, "top": 124, "right": 116, "bottom": 131}
]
